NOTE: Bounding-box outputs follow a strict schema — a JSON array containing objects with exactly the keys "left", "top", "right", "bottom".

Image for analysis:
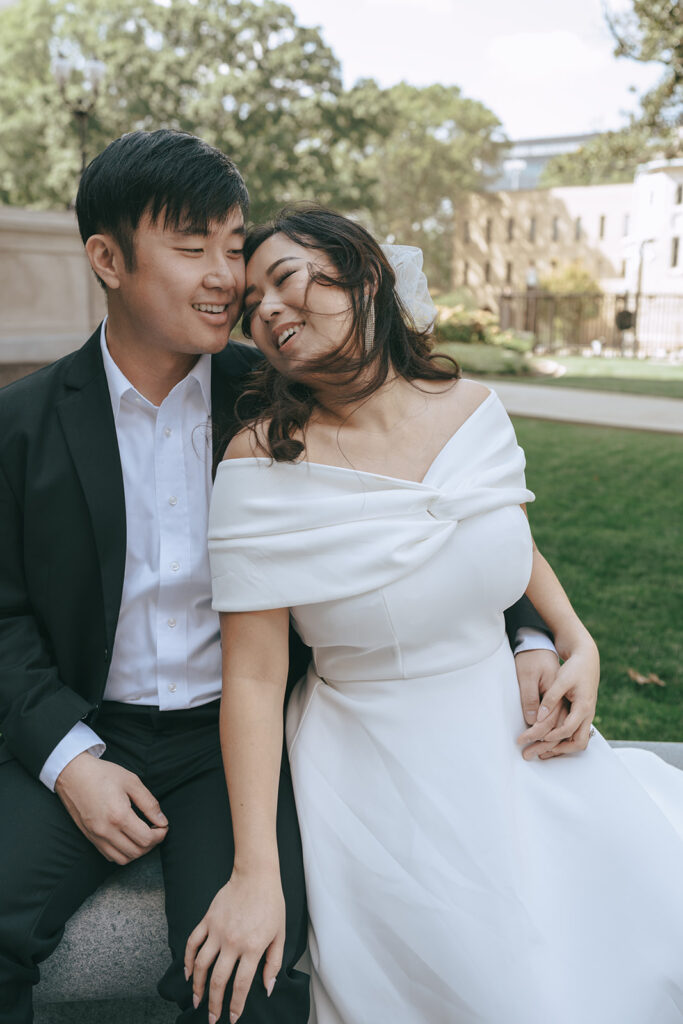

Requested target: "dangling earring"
[{"left": 364, "top": 299, "right": 376, "bottom": 354}]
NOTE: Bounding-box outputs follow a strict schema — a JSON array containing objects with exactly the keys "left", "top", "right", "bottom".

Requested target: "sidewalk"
[{"left": 480, "top": 380, "right": 683, "bottom": 434}]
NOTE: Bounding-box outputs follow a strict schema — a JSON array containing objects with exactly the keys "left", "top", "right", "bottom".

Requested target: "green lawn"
[
  {"left": 437, "top": 342, "right": 529, "bottom": 376},
  {"left": 525, "top": 355, "right": 683, "bottom": 399},
  {"left": 438, "top": 345, "right": 683, "bottom": 398},
  {"left": 513, "top": 418, "right": 682, "bottom": 741}
]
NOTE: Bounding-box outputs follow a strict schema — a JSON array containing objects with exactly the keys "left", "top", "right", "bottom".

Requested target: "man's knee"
[{"left": 0, "top": 759, "right": 111, "bottom": 976}]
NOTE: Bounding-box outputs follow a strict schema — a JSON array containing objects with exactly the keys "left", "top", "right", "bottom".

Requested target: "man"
[{"left": 0, "top": 129, "right": 570, "bottom": 1024}]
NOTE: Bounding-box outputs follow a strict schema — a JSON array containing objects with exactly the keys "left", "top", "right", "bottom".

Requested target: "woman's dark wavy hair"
[{"left": 238, "top": 204, "right": 460, "bottom": 462}]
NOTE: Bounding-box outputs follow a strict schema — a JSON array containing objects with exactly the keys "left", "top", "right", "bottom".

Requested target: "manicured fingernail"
[
  {"left": 184, "top": 966, "right": 190, "bottom": 982},
  {"left": 537, "top": 705, "right": 550, "bottom": 721},
  {"left": 526, "top": 710, "right": 537, "bottom": 723},
  {"left": 230, "top": 1013, "right": 239, "bottom": 1023},
  {"left": 208, "top": 1014, "right": 217, "bottom": 1024},
  {"left": 193, "top": 994, "right": 199, "bottom": 1010},
  {"left": 267, "top": 977, "right": 276, "bottom": 997}
]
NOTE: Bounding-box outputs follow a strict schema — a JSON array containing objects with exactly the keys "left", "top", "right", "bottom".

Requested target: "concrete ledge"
[
  {"left": 609, "top": 739, "right": 683, "bottom": 769},
  {"left": 34, "top": 740, "right": 682, "bottom": 1020},
  {"left": 35, "top": 853, "right": 168, "bottom": 1005}
]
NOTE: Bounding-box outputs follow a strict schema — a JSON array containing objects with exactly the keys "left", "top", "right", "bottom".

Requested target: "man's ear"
[{"left": 84, "top": 234, "right": 124, "bottom": 290}]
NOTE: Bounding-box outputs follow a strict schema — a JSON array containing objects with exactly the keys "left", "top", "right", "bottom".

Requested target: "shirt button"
[
  {"left": 167, "top": 618, "right": 177, "bottom": 628},
  {"left": 168, "top": 495, "right": 178, "bottom": 506},
  {"left": 168, "top": 683, "right": 177, "bottom": 693},
  {"left": 164, "top": 427, "right": 172, "bottom": 437},
  {"left": 170, "top": 561, "right": 180, "bottom": 572}
]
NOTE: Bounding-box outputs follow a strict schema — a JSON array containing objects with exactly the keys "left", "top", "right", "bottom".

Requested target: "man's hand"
[
  {"left": 515, "top": 647, "right": 599, "bottom": 760},
  {"left": 55, "top": 752, "right": 168, "bottom": 864}
]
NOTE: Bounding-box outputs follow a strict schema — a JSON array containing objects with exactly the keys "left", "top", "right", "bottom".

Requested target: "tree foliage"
[
  {"left": 539, "top": 126, "right": 653, "bottom": 187},
  {"left": 539, "top": 262, "right": 602, "bottom": 296},
  {"left": 0, "top": 0, "right": 502, "bottom": 288},
  {"left": 355, "top": 82, "right": 504, "bottom": 289},
  {"left": 540, "top": 0, "right": 682, "bottom": 188},
  {"left": 0, "top": 0, "right": 386, "bottom": 218}
]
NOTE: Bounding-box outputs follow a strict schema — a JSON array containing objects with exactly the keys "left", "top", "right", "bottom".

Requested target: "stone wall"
[{"left": 0, "top": 206, "right": 105, "bottom": 368}]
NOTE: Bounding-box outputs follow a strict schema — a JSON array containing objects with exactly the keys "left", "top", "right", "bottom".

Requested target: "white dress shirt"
[
  {"left": 39, "top": 324, "right": 556, "bottom": 790},
  {"left": 40, "top": 322, "right": 222, "bottom": 788}
]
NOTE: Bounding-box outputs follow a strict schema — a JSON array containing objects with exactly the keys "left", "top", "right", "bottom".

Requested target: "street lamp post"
[
  {"left": 52, "top": 57, "right": 106, "bottom": 177},
  {"left": 633, "top": 238, "right": 655, "bottom": 358}
]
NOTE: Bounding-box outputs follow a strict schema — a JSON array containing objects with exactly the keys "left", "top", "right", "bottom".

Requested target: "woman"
[{"left": 187, "top": 207, "right": 683, "bottom": 1024}]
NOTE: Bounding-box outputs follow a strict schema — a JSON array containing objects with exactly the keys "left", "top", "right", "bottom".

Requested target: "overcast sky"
[
  {"left": 0, "top": 0, "right": 663, "bottom": 140},
  {"left": 286, "top": 0, "right": 662, "bottom": 139}
]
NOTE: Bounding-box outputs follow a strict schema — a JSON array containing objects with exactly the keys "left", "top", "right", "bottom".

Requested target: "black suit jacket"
[
  {"left": 0, "top": 329, "right": 549, "bottom": 778},
  {"left": 0, "top": 327, "right": 261, "bottom": 776}
]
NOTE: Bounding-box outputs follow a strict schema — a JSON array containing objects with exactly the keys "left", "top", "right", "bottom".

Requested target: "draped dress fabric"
[{"left": 209, "top": 390, "right": 683, "bottom": 1024}]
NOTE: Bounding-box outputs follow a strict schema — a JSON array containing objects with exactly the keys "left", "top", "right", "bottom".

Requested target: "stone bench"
[{"left": 34, "top": 741, "right": 683, "bottom": 1023}]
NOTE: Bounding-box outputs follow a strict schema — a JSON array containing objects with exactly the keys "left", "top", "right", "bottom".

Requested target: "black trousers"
[{"left": 0, "top": 700, "right": 309, "bottom": 1024}]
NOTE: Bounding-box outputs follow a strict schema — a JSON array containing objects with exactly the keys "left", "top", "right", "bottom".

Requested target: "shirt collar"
[{"left": 100, "top": 318, "right": 212, "bottom": 420}]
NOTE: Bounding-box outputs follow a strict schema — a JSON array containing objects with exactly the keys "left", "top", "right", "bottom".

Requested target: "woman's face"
[{"left": 244, "top": 233, "right": 356, "bottom": 377}]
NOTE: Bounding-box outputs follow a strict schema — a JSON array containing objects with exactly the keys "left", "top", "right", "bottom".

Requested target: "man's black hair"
[{"left": 76, "top": 129, "right": 249, "bottom": 282}]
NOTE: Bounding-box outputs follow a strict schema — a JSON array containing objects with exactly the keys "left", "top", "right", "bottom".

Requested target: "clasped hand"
[
  {"left": 516, "top": 645, "right": 599, "bottom": 759},
  {"left": 185, "top": 868, "right": 285, "bottom": 1023},
  {"left": 55, "top": 752, "right": 168, "bottom": 864}
]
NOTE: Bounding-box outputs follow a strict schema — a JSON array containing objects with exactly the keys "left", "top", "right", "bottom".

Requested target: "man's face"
[{"left": 113, "top": 206, "right": 246, "bottom": 358}]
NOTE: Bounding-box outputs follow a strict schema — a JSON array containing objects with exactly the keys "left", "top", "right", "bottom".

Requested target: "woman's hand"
[
  {"left": 184, "top": 868, "right": 285, "bottom": 1023},
  {"left": 517, "top": 639, "right": 599, "bottom": 760}
]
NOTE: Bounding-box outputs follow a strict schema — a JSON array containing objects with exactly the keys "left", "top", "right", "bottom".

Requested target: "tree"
[
  {"left": 0, "top": 0, "right": 383, "bottom": 218},
  {"left": 537, "top": 262, "right": 602, "bottom": 349},
  {"left": 355, "top": 82, "right": 504, "bottom": 290},
  {"left": 539, "top": 127, "right": 653, "bottom": 187},
  {"left": 540, "top": 0, "right": 682, "bottom": 187}
]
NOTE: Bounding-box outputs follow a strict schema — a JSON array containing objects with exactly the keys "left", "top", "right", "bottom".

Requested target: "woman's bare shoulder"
[
  {"left": 416, "top": 376, "right": 491, "bottom": 415},
  {"left": 222, "top": 422, "right": 271, "bottom": 461},
  {"left": 453, "top": 377, "right": 492, "bottom": 408}
]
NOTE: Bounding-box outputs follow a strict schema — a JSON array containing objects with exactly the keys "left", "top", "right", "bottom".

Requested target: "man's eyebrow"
[{"left": 244, "top": 256, "right": 301, "bottom": 300}]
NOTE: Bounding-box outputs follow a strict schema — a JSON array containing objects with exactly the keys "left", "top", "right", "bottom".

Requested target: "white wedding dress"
[{"left": 209, "top": 390, "right": 683, "bottom": 1024}]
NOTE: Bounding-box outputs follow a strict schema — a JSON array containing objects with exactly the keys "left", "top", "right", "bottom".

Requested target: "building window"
[
  {"left": 505, "top": 261, "right": 513, "bottom": 286},
  {"left": 485, "top": 261, "right": 491, "bottom": 283},
  {"left": 464, "top": 220, "right": 470, "bottom": 243},
  {"left": 552, "top": 217, "right": 559, "bottom": 242},
  {"left": 574, "top": 217, "right": 582, "bottom": 242},
  {"left": 507, "top": 217, "right": 514, "bottom": 242},
  {"left": 599, "top": 215, "right": 606, "bottom": 240},
  {"left": 463, "top": 261, "right": 469, "bottom": 286},
  {"left": 485, "top": 217, "right": 492, "bottom": 243},
  {"left": 672, "top": 237, "right": 680, "bottom": 268},
  {"left": 676, "top": 183, "right": 683, "bottom": 205},
  {"left": 528, "top": 217, "right": 536, "bottom": 243},
  {"left": 623, "top": 214, "right": 630, "bottom": 236}
]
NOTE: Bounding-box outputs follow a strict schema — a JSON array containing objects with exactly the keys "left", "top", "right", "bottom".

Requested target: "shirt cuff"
[
  {"left": 514, "top": 627, "right": 558, "bottom": 656},
  {"left": 39, "top": 722, "right": 106, "bottom": 792}
]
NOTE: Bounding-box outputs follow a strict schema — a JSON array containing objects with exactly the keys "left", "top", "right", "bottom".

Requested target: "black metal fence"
[{"left": 499, "top": 291, "right": 683, "bottom": 357}]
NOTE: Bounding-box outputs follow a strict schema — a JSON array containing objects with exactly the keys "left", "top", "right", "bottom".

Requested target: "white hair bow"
[{"left": 381, "top": 244, "right": 437, "bottom": 332}]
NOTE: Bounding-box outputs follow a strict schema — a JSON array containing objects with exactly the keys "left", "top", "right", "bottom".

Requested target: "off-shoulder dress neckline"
[{"left": 216, "top": 388, "right": 497, "bottom": 489}]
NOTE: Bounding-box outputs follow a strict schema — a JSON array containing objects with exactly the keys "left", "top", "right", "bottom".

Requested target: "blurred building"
[
  {"left": 455, "top": 155, "right": 683, "bottom": 305},
  {"left": 453, "top": 154, "right": 683, "bottom": 354},
  {"left": 491, "top": 133, "right": 601, "bottom": 191}
]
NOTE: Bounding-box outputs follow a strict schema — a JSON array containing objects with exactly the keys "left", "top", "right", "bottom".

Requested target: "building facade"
[{"left": 454, "top": 157, "right": 683, "bottom": 354}]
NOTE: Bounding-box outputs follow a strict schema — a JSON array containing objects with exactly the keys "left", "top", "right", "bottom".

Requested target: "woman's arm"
[
  {"left": 517, "top": 535, "right": 600, "bottom": 758},
  {"left": 185, "top": 605, "right": 291, "bottom": 1024}
]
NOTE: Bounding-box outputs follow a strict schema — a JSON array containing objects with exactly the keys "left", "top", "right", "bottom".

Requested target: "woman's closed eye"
[{"left": 274, "top": 268, "right": 296, "bottom": 287}]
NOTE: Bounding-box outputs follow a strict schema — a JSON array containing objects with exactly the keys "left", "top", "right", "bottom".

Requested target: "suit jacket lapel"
[
  {"left": 57, "top": 330, "right": 126, "bottom": 647},
  {"left": 211, "top": 350, "right": 243, "bottom": 463},
  {"left": 210, "top": 342, "right": 264, "bottom": 462}
]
